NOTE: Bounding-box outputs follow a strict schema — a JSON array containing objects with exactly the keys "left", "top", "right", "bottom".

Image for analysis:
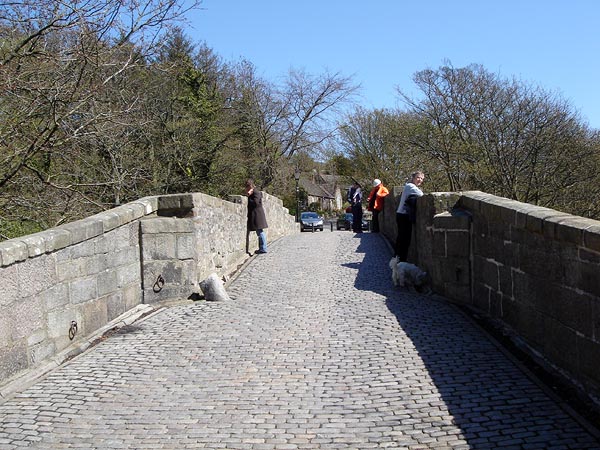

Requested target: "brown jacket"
[{"left": 247, "top": 190, "right": 268, "bottom": 230}]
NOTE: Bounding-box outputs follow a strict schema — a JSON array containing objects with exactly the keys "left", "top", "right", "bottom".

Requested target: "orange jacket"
[{"left": 367, "top": 184, "right": 389, "bottom": 211}]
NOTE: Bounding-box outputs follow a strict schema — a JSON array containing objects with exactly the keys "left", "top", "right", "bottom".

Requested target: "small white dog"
[{"left": 389, "top": 257, "right": 431, "bottom": 293}]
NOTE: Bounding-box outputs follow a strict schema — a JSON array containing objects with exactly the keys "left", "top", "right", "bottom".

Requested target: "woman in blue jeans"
[{"left": 245, "top": 179, "right": 268, "bottom": 254}]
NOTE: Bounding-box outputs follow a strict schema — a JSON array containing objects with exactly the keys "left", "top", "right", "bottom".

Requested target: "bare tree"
[
  {"left": 230, "top": 66, "right": 359, "bottom": 188},
  {"left": 398, "top": 63, "right": 599, "bottom": 211},
  {"left": 337, "top": 107, "right": 443, "bottom": 190},
  {"left": 0, "top": 0, "right": 200, "bottom": 236}
]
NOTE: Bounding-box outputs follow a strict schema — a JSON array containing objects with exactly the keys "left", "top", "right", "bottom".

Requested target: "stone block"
[
  {"left": 473, "top": 256, "right": 500, "bottom": 291},
  {"left": 143, "top": 260, "right": 195, "bottom": 290},
  {"left": 44, "top": 229, "right": 73, "bottom": 252},
  {"left": 143, "top": 284, "right": 192, "bottom": 304},
  {"left": 498, "top": 265, "right": 512, "bottom": 298},
  {"left": 479, "top": 200, "right": 505, "bottom": 226},
  {"left": 26, "top": 329, "right": 47, "bottom": 347},
  {"left": 517, "top": 244, "right": 562, "bottom": 281},
  {"left": 20, "top": 232, "right": 47, "bottom": 257},
  {"left": 105, "top": 292, "right": 125, "bottom": 321},
  {"left": 122, "top": 202, "right": 147, "bottom": 220},
  {"left": 0, "top": 264, "right": 19, "bottom": 306},
  {"left": 471, "top": 216, "right": 489, "bottom": 238},
  {"left": 548, "top": 287, "right": 593, "bottom": 338},
  {"left": 543, "top": 317, "right": 578, "bottom": 374},
  {"left": 82, "top": 254, "right": 107, "bottom": 276},
  {"left": 525, "top": 207, "right": 555, "bottom": 234},
  {"left": 441, "top": 283, "right": 471, "bottom": 305},
  {"left": 577, "top": 336, "right": 600, "bottom": 389},
  {"left": 69, "top": 277, "right": 97, "bottom": 304},
  {"left": 562, "top": 259, "right": 600, "bottom": 297},
  {"left": 106, "top": 247, "right": 137, "bottom": 268},
  {"left": 446, "top": 230, "right": 470, "bottom": 257},
  {"left": 457, "top": 191, "right": 486, "bottom": 213},
  {"left": 0, "top": 342, "right": 29, "bottom": 382},
  {"left": 0, "top": 239, "right": 28, "bottom": 267},
  {"left": 116, "top": 263, "right": 140, "bottom": 288},
  {"left": 593, "top": 298, "right": 600, "bottom": 343},
  {"left": 40, "top": 283, "right": 69, "bottom": 311},
  {"left": 136, "top": 196, "right": 159, "bottom": 214},
  {"left": 97, "top": 269, "right": 118, "bottom": 296},
  {"left": 80, "top": 299, "right": 108, "bottom": 337},
  {"left": 472, "top": 232, "right": 497, "bottom": 260},
  {"left": 141, "top": 217, "right": 194, "bottom": 234},
  {"left": 142, "top": 234, "right": 176, "bottom": 260},
  {"left": 176, "top": 234, "right": 195, "bottom": 260},
  {"left": 554, "top": 217, "right": 596, "bottom": 246},
  {"left": 93, "top": 211, "right": 122, "bottom": 232},
  {"left": 30, "top": 341, "right": 55, "bottom": 365},
  {"left": 472, "top": 282, "right": 491, "bottom": 313},
  {"left": 542, "top": 213, "right": 579, "bottom": 240},
  {"left": 101, "top": 223, "right": 134, "bottom": 251},
  {"left": 47, "top": 308, "right": 78, "bottom": 339},
  {"left": 122, "top": 284, "right": 141, "bottom": 311},
  {"left": 579, "top": 248, "right": 600, "bottom": 264},
  {"left": 521, "top": 275, "right": 554, "bottom": 312},
  {"left": 158, "top": 194, "right": 194, "bottom": 217},
  {"left": 501, "top": 297, "right": 522, "bottom": 331},
  {"left": 0, "top": 313, "right": 15, "bottom": 344},
  {"left": 499, "top": 240, "right": 520, "bottom": 268},
  {"left": 17, "top": 254, "right": 57, "bottom": 298},
  {"left": 436, "top": 258, "right": 470, "bottom": 285},
  {"left": 488, "top": 219, "right": 510, "bottom": 241},
  {"left": 433, "top": 211, "right": 471, "bottom": 230},
  {"left": 584, "top": 224, "right": 600, "bottom": 252},
  {"left": 58, "top": 218, "right": 103, "bottom": 244},
  {"left": 11, "top": 296, "right": 44, "bottom": 340},
  {"left": 56, "top": 239, "right": 95, "bottom": 260},
  {"left": 489, "top": 290, "right": 503, "bottom": 318},
  {"left": 431, "top": 231, "right": 446, "bottom": 257},
  {"left": 56, "top": 258, "right": 85, "bottom": 282},
  {"left": 110, "top": 205, "right": 135, "bottom": 225}
]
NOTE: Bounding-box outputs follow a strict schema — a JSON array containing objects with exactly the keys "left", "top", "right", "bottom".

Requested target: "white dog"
[{"left": 389, "top": 257, "right": 431, "bottom": 293}]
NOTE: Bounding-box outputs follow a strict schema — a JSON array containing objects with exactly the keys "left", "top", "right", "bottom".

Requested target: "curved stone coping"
[
  {"left": 0, "top": 196, "right": 159, "bottom": 268},
  {"left": 457, "top": 191, "right": 600, "bottom": 251}
]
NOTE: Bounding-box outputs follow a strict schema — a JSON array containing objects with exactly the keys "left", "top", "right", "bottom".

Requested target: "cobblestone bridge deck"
[{"left": 1, "top": 230, "right": 599, "bottom": 449}]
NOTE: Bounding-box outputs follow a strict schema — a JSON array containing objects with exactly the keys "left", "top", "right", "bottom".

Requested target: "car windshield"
[{"left": 301, "top": 212, "right": 319, "bottom": 219}]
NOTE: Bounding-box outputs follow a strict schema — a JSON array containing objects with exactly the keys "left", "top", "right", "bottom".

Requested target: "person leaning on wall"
[
  {"left": 245, "top": 179, "right": 268, "bottom": 254},
  {"left": 367, "top": 179, "right": 389, "bottom": 233},
  {"left": 394, "top": 171, "right": 425, "bottom": 261}
]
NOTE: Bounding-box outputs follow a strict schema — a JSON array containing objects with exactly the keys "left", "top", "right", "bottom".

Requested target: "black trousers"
[
  {"left": 351, "top": 204, "right": 363, "bottom": 232},
  {"left": 395, "top": 213, "right": 412, "bottom": 261},
  {"left": 371, "top": 209, "right": 380, "bottom": 232}
]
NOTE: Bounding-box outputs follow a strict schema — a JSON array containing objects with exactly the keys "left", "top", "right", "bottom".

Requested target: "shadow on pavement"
[{"left": 344, "top": 233, "right": 600, "bottom": 449}]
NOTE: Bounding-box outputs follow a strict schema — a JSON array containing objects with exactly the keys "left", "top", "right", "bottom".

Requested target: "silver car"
[{"left": 300, "top": 212, "right": 324, "bottom": 232}]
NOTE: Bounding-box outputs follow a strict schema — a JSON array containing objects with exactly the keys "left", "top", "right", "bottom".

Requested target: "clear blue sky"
[{"left": 186, "top": 0, "right": 600, "bottom": 129}]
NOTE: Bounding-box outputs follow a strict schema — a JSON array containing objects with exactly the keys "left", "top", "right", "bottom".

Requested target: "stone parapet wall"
[
  {"left": 0, "top": 191, "right": 297, "bottom": 389},
  {"left": 380, "top": 189, "right": 600, "bottom": 400}
]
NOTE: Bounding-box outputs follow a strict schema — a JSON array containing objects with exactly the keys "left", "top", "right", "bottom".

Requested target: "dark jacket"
[{"left": 247, "top": 190, "right": 268, "bottom": 231}]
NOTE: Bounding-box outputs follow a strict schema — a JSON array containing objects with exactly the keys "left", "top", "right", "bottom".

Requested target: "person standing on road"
[
  {"left": 350, "top": 181, "right": 363, "bottom": 233},
  {"left": 367, "top": 179, "right": 389, "bottom": 233},
  {"left": 245, "top": 179, "right": 268, "bottom": 254},
  {"left": 395, "top": 171, "right": 425, "bottom": 261}
]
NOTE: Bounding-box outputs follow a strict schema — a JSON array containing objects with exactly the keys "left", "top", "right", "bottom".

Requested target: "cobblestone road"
[{"left": 1, "top": 230, "right": 599, "bottom": 449}]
